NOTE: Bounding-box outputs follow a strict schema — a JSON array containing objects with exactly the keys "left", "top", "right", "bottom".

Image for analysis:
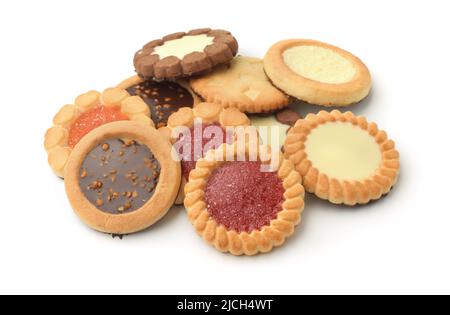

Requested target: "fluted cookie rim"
[
  {"left": 284, "top": 110, "right": 400, "bottom": 205},
  {"left": 134, "top": 28, "right": 239, "bottom": 81},
  {"left": 159, "top": 102, "right": 251, "bottom": 205},
  {"left": 44, "top": 88, "right": 153, "bottom": 177},
  {"left": 184, "top": 143, "right": 305, "bottom": 256}
]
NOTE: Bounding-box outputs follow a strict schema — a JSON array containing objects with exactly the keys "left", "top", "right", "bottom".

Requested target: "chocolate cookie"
[
  {"left": 134, "top": 28, "right": 239, "bottom": 81},
  {"left": 117, "top": 75, "right": 201, "bottom": 128},
  {"left": 64, "top": 121, "right": 181, "bottom": 234}
]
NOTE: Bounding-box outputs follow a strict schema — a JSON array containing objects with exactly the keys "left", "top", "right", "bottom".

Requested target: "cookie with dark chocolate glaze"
[
  {"left": 64, "top": 121, "right": 181, "bottom": 235},
  {"left": 134, "top": 28, "right": 239, "bottom": 81},
  {"left": 117, "top": 75, "right": 201, "bottom": 128}
]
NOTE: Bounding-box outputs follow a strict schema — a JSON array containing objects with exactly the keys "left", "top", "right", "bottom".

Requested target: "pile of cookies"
[{"left": 44, "top": 28, "right": 400, "bottom": 256}]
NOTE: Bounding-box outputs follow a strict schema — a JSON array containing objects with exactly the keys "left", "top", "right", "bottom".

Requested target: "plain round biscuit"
[{"left": 190, "top": 56, "right": 290, "bottom": 113}]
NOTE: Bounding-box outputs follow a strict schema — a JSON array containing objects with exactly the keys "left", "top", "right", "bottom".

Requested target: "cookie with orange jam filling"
[{"left": 44, "top": 88, "right": 153, "bottom": 177}]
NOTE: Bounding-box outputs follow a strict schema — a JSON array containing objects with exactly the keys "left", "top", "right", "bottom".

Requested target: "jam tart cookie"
[
  {"left": 134, "top": 28, "right": 239, "bottom": 81},
  {"left": 184, "top": 143, "right": 305, "bottom": 256},
  {"left": 190, "top": 56, "right": 290, "bottom": 113},
  {"left": 159, "top": 102, "right": 251, "bottom": 204},
  {"left": 264, "top": 39, "right": 372, "bottom": 107},
  {"left": 284, "top": 110, "right": 400, "bottom": 206},
  {"left": 117, "top": 75, "right": 201, "bottom": 128},
  {"left": 44, "top": 88, "right": 153, "bottom": 177},
  {"left": 64, "top": 121, "right": 181, "bottom": 235}
]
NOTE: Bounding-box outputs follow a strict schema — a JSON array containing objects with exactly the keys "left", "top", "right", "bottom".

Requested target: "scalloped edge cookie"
[
  {"left": 134, "top": 28, "right": 239, "bottom": 81},
  {"left": 284, "top": 110, "right": 400, "bottom": 205},
  {"left": 184, "top": 143, "right": 305, "bottom": 256},
  {"left": 44, "top": 88, "right": 154, "bottom": 177},
  {"left": 264, "top": 39, "right": 372, "bottom": 107},
  {"left": 190, "top": 56, "right": 290, "bottom": 113},
  {"left": 64, "top": 121, "right": 181, "bottom": 235},
  {"left": 159, "top": 102, "right": 251, "bottom": 205}
]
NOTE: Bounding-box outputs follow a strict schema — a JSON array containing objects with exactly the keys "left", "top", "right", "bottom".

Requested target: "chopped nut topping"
[{"left": 89, "top": 180, "right": 103, "bottom": 190}]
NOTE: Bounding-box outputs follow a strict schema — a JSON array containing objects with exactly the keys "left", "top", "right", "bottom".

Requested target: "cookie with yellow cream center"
[
  {"left": 184, "top": 143, "right": 305, "bottom": 256},
  {"left": 44, "top": 88, "right": 153, "bottom": 177},
  {"left": 64, "top": 121, "right": 181, "bottom": 235},
  {"left": 134, "top": 28, "right": 238, "bottom": 81},
  {"left": 249, "top": 108, "right": 301, "bottom": 152},
  {"left": 284, "top": 110, "right": 400, "bottom": 205},
  {"left": 264, "top": 39, "right": 372, "bottom": 107}
]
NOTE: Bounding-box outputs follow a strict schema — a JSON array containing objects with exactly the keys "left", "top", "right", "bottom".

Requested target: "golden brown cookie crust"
[
  {"left": 284, "top": 110, "right": 400, "bottom": 205},
  {"left": 64, "top": 121, "right": 181, "bottom": 234},
  {"left": 44, "top": 88, "right": 153, "bottom": 177},
  {"left": 190, "top": 56, "right": 290, "bottom": 113},
  {"left": 264, "top": 39, "right": 372, "bottom": 107},
  {"left": 184, "top": 143, "right": 305, "bottom": 256},
  {"left": 162, "top": 102, "right": 251, "bottom": 205},
  {"left": 134, "top": 28, "right": 239, "bottom": 81}
]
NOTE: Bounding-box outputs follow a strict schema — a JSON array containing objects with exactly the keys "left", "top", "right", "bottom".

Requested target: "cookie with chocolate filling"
[
  {"left": 284, "top": 110, "right": 400, "bottom": 205},
  {"left": 134, "top": 28, "right": 238, "bottom": 81},
  {"left": 264, "top": 39, "right": 371, "bottom": 106},
  {"left": 64, "top": 121, "right": 181, "bottom": 234},
  {"left": 117, "top": 75, "right": 201, "bottom": 128},
  {"left": 249, "top": 108, "right": 301, "bottom": 151},
  {"left": 190, "top": 56, "right": 290, "bottom": 113},
  {"left": 45, "top": 88, "right": 153, "bottom": 177},
  {"left": 159, "top": 102, "right": 251, "bottom": 205},
  {"left": 184, "top": 143, "right": 305, "bottom": 256}
]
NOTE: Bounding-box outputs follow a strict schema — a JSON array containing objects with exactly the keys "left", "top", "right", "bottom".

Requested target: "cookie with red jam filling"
[
  {"left": 184, "top": 143, "right": 305, "bottom": 256},
  {"left": 160, "top": 102, "right": 251, "bottom": 204}
]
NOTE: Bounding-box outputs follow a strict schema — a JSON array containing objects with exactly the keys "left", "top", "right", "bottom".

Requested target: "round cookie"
[
  {"left": 44, "top": 88, "right": 153, "bottom": 177},
  {"left": 284, "top": 110, "right": 400, "bottom": 206},
  {"left": 264, "top": 39, "right": 372, "bottom": 107},
  {"left": 117, "top": 75, "right": 201, "bottom": 128},
  {"left": 184, "top": 143, "right": 305, "bottom": 256},
  {"left": 190, "top": 56, "right": 290, "bottom": 113},
  {"left": 134, "top": 28, "right": 239, "bottom": 81},
  {"left": 249, "top": 108, "right": 301, "bottom": 151},
  {"left": 160, "top": 102, "right": 251, "bottom": 205},
  {"left": 64, "top": 121, "right": 181, "bottom": 235}
]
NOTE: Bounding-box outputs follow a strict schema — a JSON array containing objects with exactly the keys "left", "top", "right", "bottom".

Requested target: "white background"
[{"left": 1, "top": 0, "right": 449, "bottom": 295}]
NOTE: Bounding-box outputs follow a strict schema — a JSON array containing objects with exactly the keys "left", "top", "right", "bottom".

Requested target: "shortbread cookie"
[
  {"left": 64, "top": 121, "right": 181, "bottom": 235},
  {"left": 184, "top": 143, "right": 305, "bottom": 256},
  {"left": 190, "top": 56, "right": 290, "bottom": 113},
  {"left": 160, "top": 102, "right": 250, "bottom": 204},
  {"left": 134, "top": 28, "right": 239, "bottom": 81},
  {"left": 264, "top": 40, "right": 372, "bottom": 106},
  {"left": 44, "top": 88, "right": 153, "bottom": 177},
  {"left": 117, "top": 75, "right": 201, "bottom": 128},
  {"left": 250, "top": 108, "right": 301, "bottom": 151},
  {"left": 284, "top": 110, "right": 400, "bottom": 205}
]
